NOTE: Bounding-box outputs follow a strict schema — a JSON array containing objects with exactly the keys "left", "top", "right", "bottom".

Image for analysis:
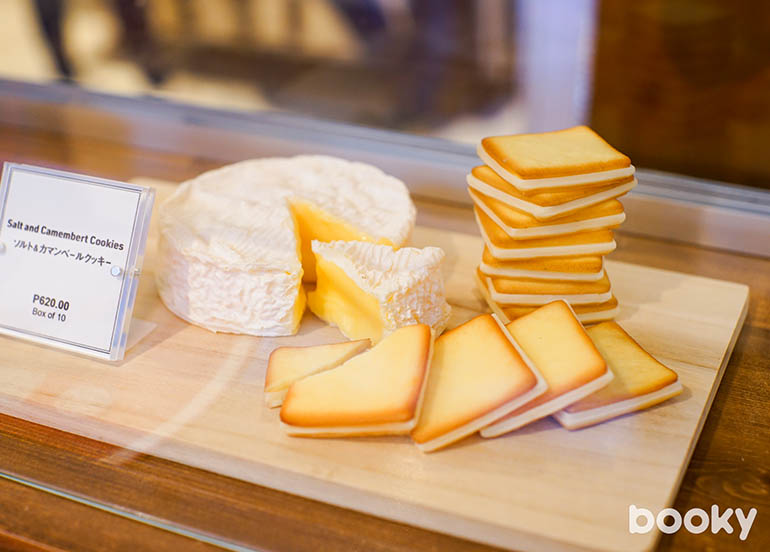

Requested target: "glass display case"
[{"left": 0, "top": 2, "right": 768, "bottom": 552}]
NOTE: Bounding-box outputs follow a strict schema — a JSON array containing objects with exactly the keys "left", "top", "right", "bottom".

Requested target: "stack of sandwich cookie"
[{"left": 470, "top": 126, "right": 635, "bottom": 324}]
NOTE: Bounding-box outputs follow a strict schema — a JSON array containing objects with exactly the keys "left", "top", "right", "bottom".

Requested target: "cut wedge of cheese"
[
  {"left": 478, "top": 126, "right": 633, "bottom": 190},
  {"left": 476, "top": 210, "right": 616, "bottom": 260},
  {"left": 468, "top": 167, "right": 635, "bottom": 221},
  {"left": 553, "top": 322, "right": 683, "bottom": 429},
  {"left": 469, "top": 188, "right": 625, "bottom": 239},
  {"left": 307, "top": 240, "right": 451, "bottom": 343},
  {"left": 280, "top": 324, "right": 433, "bottom": 437},
  {"left": 157, "top": 156, "right": 416, "bottom": 336},
  {"left": 481, "top": 302, "right": 612, "bottom": 437},
  {"left": 264, "top": 339, "right": 370, "bottom": 407},
  {"left": 480, "top": 248, "right": 605, "bottom": 281},
  {"left": 411, "top": 314, "right": 546, "bottom": 452}
]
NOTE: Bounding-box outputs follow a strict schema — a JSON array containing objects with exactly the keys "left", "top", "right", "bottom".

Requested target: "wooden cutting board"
[{"left": 0, "top": 180, "right": 749, "bottom": 552}]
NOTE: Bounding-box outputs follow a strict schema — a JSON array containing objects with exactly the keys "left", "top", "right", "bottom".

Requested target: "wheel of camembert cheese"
[{"left": 156, "top": 155, "right": 448, "bottom": 337}]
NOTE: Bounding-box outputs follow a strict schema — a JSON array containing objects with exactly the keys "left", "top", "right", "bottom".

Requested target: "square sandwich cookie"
[
  {"left": 481, "top": 301, "right": 613, "bottom": 437},
  {"left": 280, "top": 324, "right": 433, "bottom": 437},
  {"left": 480, "top": 248, "right": 605, "bottom": 282},
  {"left": 469, "top": 188, "right": 625, "bottom": 240},
  {"left": 477, "top": 125, "right": 634, "bottom": 193},
  {"left": 499, "top": 297, "right": 620, "bottom": 325},
  {"left": 553, "top": 322, "right": 683, "bottom": 430},
  {"left": 477, "top": 268, "right": 613, "bottom": 306},
  {"left": 411, "top": 314, "right": 546, "bottom": 452},
  {"left": 476, "top": 209, "right": 616, "bottom": 260},
  {"left": 264, "top": 339, "right": 370, "bottom": 407},
  {"left": 467, "top": 165, "right": 636, "bottom": 221},
  {"left": 475, "top": 270, "right": 619, "bottom": 323}
]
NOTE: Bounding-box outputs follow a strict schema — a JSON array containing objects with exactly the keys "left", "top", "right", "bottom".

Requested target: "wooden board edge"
[
  {"left": 655, "top": 290, "right": 750, "bottom": 548},
  {"left": 0, "top": 392, "right": 640, "bottom": 552},
  {"left": 147, "top": 439, "right": 610, "bottom": 552}
]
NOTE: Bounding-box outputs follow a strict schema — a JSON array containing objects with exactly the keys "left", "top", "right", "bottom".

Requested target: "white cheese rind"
[
  {"left": 156, "top": 234, "right": 304, "bottom": 336},
  {"left": 184, "top": 155, "right": 416, "bottom": 246},
  {"left": 311, "top": 240, "right": 452, "bottom": 336}
]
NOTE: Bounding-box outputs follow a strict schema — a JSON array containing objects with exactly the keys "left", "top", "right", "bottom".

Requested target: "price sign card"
[{"left": 0, "top": 163, "right": 154, "bottom": 361}]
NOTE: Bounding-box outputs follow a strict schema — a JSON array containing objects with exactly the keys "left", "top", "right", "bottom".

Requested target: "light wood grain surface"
[{"left": 0, "top": 179, "right": 748, "bottom": 552}]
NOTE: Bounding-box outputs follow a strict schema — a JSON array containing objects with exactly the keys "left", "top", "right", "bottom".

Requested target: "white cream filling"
[
  {"left": 470, "top": 189, "right": 626, "bottom": 239},
  {"left": 552, "top": 381, "right": 684, "bottom": 430},
  {"left": 476, "top": 212, "right": 617, "bottom": 260},
  {"left": 281, "top": 334, "right": 434, "bottom": 437},
  {"left": 415, "top": 315, "right": 548, "bottom": 452},
  {"left": 281, "top": 419, "right": 417, "bottom": 436},
  {"left": 480, "top": 369, "right": 614, "bottom": 437},
  {"left": 474, "top": 272, "right": 512, "bottom": 324},
  {"left": 467, "top": 173, "right": 636, "bottom": 221},
  {"left": 479, "top": 262, "right": 605, "bottom": 282},
  {"left": 477, "top": 144, "right": 635, "bottom": 191}
]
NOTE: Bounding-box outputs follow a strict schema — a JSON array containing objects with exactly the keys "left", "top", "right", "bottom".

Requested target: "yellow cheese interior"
[
  {"left": 290, "top": 200, "right": 392, "bottom": 282},
  {"left": 307, "top": 255, "right": 384, "bottom": 342}
]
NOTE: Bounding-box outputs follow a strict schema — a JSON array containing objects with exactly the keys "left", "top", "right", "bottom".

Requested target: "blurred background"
[{"left": 1, "top": 0, "right": 769, "bottom": 188}]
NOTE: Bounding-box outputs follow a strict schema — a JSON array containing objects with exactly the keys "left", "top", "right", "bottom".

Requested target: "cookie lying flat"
[
  {"left": 553, "top": 322, "right": 683, "bottom": 430},
  {"left": 477, "top": 209, "right": 616, "bottom": 260},
  {"left": 280, "top": 324, "right": 433, "bottom": 437},
  {"left": 264, "top": 339, "right": 370, "bottom": 407},
  {"left": 480, "top": 248, "right": 605, "bottom": 281},
  {"left": 477, "top": 126, "right": 633, "bottom": 192},
  {"left": 481, "top": 302, "right": 612, "bottom": 437},
  {"left": 411, "top": 314, "right": 546, "bottom": 452},
  {"left": 470, "top": 188, "right": 625, "bottom": 239},
  {"left": 468, "top": 166, "right": 635, "bottom": 220},
  {"left": 478, "top": 269, "right": 614, "bottom": 306}
]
